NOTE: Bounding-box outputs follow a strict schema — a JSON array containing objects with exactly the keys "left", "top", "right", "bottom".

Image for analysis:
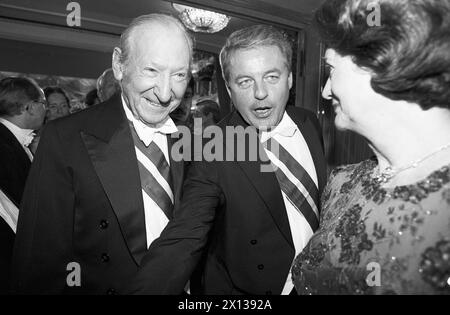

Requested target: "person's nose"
[
  {"left": 322, "top": 77, "right": 332, "bottom": 100},
  {"left": 254, "top": 80, "right": 268, "bottom": 100},
  {"left": 154, "top": 74, "right": 172, "bottom": 106}
]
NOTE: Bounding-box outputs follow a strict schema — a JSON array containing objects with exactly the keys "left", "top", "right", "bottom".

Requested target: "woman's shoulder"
[
  {"left": 329, "top": 158, "right": 376, "bottom": 182},
  {"left": 320, "top": 159, "right": 375, "bottom": 208}
]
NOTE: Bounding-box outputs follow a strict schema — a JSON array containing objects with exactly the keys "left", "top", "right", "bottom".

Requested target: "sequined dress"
[{"left": 292, "top": 159, "right": 450, "bottom": 295}]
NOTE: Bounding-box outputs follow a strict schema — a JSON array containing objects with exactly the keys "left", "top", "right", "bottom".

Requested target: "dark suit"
[
  {"left": 129, "top": 107, "right": 326, "bottom": 295},
  {"left": 0, "top": 122, "right": 31, "bottom": 294},
  {"left": 10, "top": 95, "right": 186, "bottom": 294},
  {"left": 0, "top": 122, "right": 31, "bottom": 207}
]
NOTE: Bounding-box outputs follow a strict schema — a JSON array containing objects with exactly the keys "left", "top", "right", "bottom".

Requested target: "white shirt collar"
[
  {"left": 121, "top": 95, "right": 178, "bottom": 147},
  {"left": 260, "top": 111, "right": 298, "bottom": 143},
  {"left": 0, "top": 118, "right": 35, "bottom": 147}
]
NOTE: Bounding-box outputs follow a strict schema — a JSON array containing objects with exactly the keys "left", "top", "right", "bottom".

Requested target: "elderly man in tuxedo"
[
  {"left": 128, "top": 25, "right": 327, "bottom": 295},
  {"left": 0, "top": 77, "right": 46, "bottom": 294},
  {"left": 11, "top": 14, "right": 193, "bottom": 294}
]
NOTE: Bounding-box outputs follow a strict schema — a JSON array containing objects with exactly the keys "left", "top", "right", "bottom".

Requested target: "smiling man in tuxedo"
[{"left": 11, "top": 14, "right": 193, "bottom": 294}]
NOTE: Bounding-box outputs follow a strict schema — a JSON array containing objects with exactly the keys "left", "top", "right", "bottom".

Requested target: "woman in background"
[
  {"left": 43, "top": 86, "right": 71, "bottom": 122},
  {"left": 292, "top": 0, "right": 450, "bottom": 294}
]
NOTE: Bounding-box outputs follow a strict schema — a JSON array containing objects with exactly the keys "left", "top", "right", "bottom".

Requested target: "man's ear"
[
  {"left": 112, "top": 47, "right": 124, "bottom": 81},
  {"left": 23, "top": 102, "right": 34, "bottom": 115}
]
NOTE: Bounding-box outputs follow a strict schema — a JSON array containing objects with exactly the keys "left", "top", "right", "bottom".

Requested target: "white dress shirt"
[
  {"left": 121, "top": 96, "right": 178, "bottom": 248},
  {"left": 260, "top": 111, "right": 318, "bottom": 295},
  {"left": 0, "top": 118, "right": 35, "bottom": 161}
]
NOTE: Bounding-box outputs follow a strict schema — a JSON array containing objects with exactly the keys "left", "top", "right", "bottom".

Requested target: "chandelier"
[{"left": 172, "top": 3, "right": 230, "bottom": 33}]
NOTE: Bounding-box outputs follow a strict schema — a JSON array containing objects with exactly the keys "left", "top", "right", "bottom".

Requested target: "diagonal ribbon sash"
[
  {"left": 129, "top": 121, "right": 174, "bottom": 220},
  {"left": 265, "top": 138, "right": 320, "bottom": 232}
]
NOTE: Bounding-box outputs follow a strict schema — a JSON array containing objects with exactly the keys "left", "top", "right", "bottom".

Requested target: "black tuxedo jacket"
[
  {"left": 0, "top": 122, "right": 31, "bottom": 294},
  {"left": 128, "top": 107, "right": 326, "bottom": 295},
  {"left": 0, "top": 122, "right": 31, "bottom": 207},
  {"left": 10, "top": 95, "right": 186, "bottom": 294}
]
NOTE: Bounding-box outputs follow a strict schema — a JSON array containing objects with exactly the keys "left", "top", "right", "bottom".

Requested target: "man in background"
[{"left": 0, "top": 77, "right": 46, "bottom": 294}]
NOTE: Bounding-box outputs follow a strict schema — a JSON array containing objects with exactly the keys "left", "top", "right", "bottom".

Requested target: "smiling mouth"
[
  {"left": 253, "top": 107, "right": 272, "bottom": 118},
  {"left": 144, "top": 98, "right": 164, "bottom": 108}
]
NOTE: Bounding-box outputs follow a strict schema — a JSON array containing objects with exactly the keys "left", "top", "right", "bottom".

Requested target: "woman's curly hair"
[{"left": 315, "top": 0, "right": 450, "bottom": 110}]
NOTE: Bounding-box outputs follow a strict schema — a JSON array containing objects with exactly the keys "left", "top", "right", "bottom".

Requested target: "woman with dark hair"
[
  {"left": 43, "top": 86, "right": 71, "bottom": 121},
  {"left": 292, "top": 0, "right": 450, "bottom": 294}
]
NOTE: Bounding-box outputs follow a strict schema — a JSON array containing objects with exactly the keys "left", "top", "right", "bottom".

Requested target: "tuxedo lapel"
[
  {"left": 0, "top": 123, "right": 32, "bottom": 206},
  {"left": 0, "top": 123, "right": 31, "bottom": 169},
  {"left": 80, "top": 96, "right": 147, "bottom": 265},
  {"left": 227, "top": 111, "right": 294, "bottom": 249}
]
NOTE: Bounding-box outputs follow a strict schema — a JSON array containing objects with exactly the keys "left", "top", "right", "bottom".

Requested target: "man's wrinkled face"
[
  {"left": 114, "top": 23, "right": 191, "bottom": 127},
  {"left": 226, "top": 45, "right": 292, "bottom": 130}
]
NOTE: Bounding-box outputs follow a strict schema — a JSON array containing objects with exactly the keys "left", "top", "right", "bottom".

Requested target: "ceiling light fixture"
[{"left": 172, "top": 3, "right": 230, "bottom": 33}]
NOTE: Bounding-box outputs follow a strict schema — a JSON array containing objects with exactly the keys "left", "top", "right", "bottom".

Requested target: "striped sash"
[
  {"left": 265, "top": 138, "right": 320, "bottom": 232},
  {"left": 129, "top": 122, "right": 174, "bottom": 220}
]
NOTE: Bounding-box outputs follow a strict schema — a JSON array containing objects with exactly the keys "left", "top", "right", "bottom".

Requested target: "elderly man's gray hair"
[{"left": 118, "top": 14, "right": 195, "bottom": 65}]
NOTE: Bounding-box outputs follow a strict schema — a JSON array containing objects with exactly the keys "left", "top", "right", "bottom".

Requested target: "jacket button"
[
  {"left": 258, "top": 264, "right": 264, "bottom": 270},
  {"left": 100, "top": 220, "right": 109, "bottom": 229},
  {"left": 101, "top": 253, "right": 110, "bottom": 262},
  {"left": 250, "top": 240, "right": 257, "bottom": 245},
  {"left": 106, "top": 288, "right": 117, "bottom": 295}
]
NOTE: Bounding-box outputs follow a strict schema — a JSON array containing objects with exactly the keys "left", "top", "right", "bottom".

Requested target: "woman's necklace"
[{"left": 373, "top": 141, "right": 450, "bottom": 184}]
